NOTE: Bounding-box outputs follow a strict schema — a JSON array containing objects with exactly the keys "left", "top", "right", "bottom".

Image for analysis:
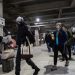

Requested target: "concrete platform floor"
[{"left": 0, "top": 44, "right": 75, "bottom": 75}]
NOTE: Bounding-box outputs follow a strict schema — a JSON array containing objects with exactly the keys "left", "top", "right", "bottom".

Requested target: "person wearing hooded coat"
[{"left": 15, "top": 16, "right": 40, "bottom": 75}]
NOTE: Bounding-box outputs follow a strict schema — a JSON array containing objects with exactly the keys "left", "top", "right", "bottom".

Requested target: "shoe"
[
  {"left": 73, "top": 53, "right": 75, "bottom": 55},
  {"left": 51, "top": 65, "right": 57, "bottom": 71},
  {"left": 65, "top": 61, "right": 69, "bottom": 66},
  {"left": 15, "top": 72, "right": 20, "bottom": 75},
  {"left": 59, "top": 58, "right": 65, "bottom": 61},
  {"left": 68, "top": 58, "right": 73, "bottom": 60},
  {"left": 48, "top": 51, "right": 51, "bottom": 52},
  {"left": 33, "top": 68, "right": 40, "bottom": 75}
]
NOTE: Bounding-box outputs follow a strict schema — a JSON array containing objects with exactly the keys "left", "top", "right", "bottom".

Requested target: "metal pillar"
[{"left": 0, "top": 0, "right": 3, "bottom": 17}]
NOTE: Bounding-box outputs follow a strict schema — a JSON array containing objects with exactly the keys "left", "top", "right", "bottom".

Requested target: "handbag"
[{"left": 21, "top": 36, "right": 33, "bottom": 59}]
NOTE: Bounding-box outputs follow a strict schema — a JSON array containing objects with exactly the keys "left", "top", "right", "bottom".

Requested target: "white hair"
[
  {"left": 16, "top": 16, "right": 24, "bottom": 23},
  {"left": 56, "top": 22, "right": 62, "bottom": 25}
]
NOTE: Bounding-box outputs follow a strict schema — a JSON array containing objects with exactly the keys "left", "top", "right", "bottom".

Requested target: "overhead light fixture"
[
  {"left": 30, "top": 25, "right": 45, "bottom": 27},
  {"left": 36, "top": 18, "right": 40, "bottom": 22}
]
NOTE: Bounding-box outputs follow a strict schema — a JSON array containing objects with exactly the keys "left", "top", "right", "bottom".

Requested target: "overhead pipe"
[
  {"left": 10, "top": 0, "right": 33, "bottom": 5},
  {"left": 58, "top": 8, "right": 62, "bottom": 18},
  {"left": 71, "top": 0, "right": 75, "bottom": 7}
]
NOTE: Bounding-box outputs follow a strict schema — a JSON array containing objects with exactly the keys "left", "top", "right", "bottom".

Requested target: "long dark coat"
[{"left": 16, "top": 22, "right": 35, "bottom": 46}]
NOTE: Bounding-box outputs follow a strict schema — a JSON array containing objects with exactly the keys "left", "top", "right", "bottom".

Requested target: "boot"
[
  {"left": 33, "top": 68, "right": 40, "bottom": 75},
  {"left": 26, "top": 59, "right": 40, "bottom": 75}
]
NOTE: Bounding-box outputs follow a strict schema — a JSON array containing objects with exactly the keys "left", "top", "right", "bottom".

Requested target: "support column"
[
  {"left": 35, "top": 28, "right": 39, "bottom": 46},
  {"left": 0, "top": 0, "right": 3, "bottom": 64},
  {"left": 0, "top": 0, "right": 3, "bottom": 17}
]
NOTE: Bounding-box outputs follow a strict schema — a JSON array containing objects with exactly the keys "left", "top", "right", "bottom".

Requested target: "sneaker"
[
  {"left": 65, "top": 61, "right": 69, "bottom": 66},
  {"left": 51, "top": 65, "right": 57, "bottom": 71},
  {"left": 33, "top": 68, "right": 40, "bottom": 75}
]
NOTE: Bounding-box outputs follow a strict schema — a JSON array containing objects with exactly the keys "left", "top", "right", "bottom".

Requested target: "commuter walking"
[
  {"left": 62, "top": 25, "right": 72, "bottom": 60},
  {"left": 51, "top": 22, "right": 69, "bottom": 71},
  {"left": 0, "top": 36, "right": 3, "bottom": 64},
  {"left": 72, "top": 32, "right": 75, "bottom": 55},
  {"left": 15, "top": 16, "right": 40, "bottom": 75},
  {"left": 45, "top": 31, "right": 51, "bottom": 52}
]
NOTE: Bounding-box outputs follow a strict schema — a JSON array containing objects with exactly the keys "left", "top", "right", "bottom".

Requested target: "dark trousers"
[
  {"left": 26, "top": 59, "right": 38, "bottom": 69},
  {"left": 15, "top": 45, "right": 21, "bottom": 75},
  {"left": 15, "top": 45, "right": 38, "bottom": 75},
  {"left": 0, "top": 51, "right": 2, "bottom": 64},
  {"left": 53, "top": 46, "right": 68, "bottom": 65},
  {"left": 46, "top": 43, "right": 51, "bottom": 52},
  {"left": 66, "top": 45, "right": 71, "bottom": 59},
  {"left": 0, "top": 56, "right": 2, "bottom": 64}
]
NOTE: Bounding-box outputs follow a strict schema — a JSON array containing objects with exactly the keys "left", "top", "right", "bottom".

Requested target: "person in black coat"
[
  {"left": 0, "top": 36, "right": 3, "bottom": 64},
  {"left": 62, "top": 25, "right": 72, "bottom": 60},
  {"left": 15, "top": 16, "right": 40, "bottom": 75},
  {"left": 45, "top": 32, "right": 51, "bottom": 52}
]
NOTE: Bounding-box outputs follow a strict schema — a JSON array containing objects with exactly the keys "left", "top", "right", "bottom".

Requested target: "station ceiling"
[{"left": 3, "top": 0, "right": 75, "bottom": 33}]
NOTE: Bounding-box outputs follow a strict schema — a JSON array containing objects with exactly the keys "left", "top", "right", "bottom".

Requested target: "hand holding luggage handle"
[{"left": 21, "top": 36, "right": 33, "bottom": 59}]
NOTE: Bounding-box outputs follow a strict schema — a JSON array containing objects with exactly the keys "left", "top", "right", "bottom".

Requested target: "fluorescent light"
[
  {"left": 36, "top": 18, "right": 40, "bottom": 22},
  {"left": 30, "top": 25, "right": 45, "bottom": 27}
]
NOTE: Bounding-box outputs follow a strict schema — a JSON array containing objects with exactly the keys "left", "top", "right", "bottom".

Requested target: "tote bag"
[{"left": 21, "top": 36, "right": 33, "bottom": 59}]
